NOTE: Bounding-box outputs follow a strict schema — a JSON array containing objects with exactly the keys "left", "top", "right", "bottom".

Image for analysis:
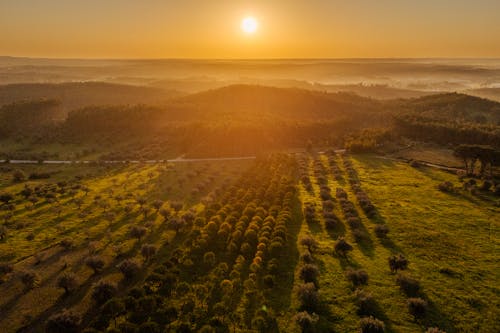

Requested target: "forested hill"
[
  {"left": 175, "top": 84, "right": 382, "bottom": 121},
  {"left": 0, "top": 82, "right": 180, "bottom": 112},
  {"left": 392, "top": 92, "right": 500, "bottom": 124}
]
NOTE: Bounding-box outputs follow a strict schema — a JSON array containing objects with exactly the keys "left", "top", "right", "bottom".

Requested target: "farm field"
[{"left": 0, "top": 153, "right": 498, "bottom": 332}]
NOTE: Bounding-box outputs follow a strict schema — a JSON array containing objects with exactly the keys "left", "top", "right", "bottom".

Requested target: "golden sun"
[{"left": 241, "top": 17, "right": 258, "bottom": 34}]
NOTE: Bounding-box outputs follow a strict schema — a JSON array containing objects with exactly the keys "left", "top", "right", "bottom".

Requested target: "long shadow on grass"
[{"left": 266, "top": 196, "right": 302, "bottom": 313}]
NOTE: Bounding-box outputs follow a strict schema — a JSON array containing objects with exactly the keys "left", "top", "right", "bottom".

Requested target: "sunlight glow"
[{"left": 241, "top": 17, "right": 258, "bottom": 34}]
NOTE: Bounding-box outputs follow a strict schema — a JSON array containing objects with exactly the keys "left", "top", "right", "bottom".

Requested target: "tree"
[
  {"left": 203, "top": 252, "right": 216, "bottom": 267},
  {"left": 85, "top": 255, "right": 105, "bottom": 274},
  {"left": 334, "top": 237, "right": 353, "bottom": 257},
  {"left": 102, "top": 298, "right": 125, "bottom": 327},
  {"left": 359, "top": 316, "right": 385, "bottom": 333},
  {"left": 46, "top": 309, "right": 80, "bottom": 333},
  {"left": 299, "top": 264, "right": 319, "bottom": 284},
  {"left": 0, "top": 225, "right": 7, "bottom": 241},
  {"left": 57, "top": 272, "right": 78, "bottom": 294},
  {"left": 388, "top": 254, "right": 408, "bottom": 273},
  {"left": 130, "top": 226, "right": 147, "bottom": 240},
  {"left": 295, "top": 311, "right": 319, "bottom": 333},
  {"left": 141, "top": 244, "right": 157, "bottom": 261},
  {"left": 299, "top": 235, "right": 318, "bottom": 252},
  {"left": 12, "top": 169, "right": 26, "bottom": 182},
  {"left": 19, "top": 270, "right": 39, "bottom": 289},
  {"left": 407, "top": 297, "right": 427, "bottom": 318},
  {"left": 118, "top": 259, "right": 141, "bottom": 280},
  {"left": 0, "top": 193, "right": 14, "bottom": 205},
  {"left": 296, "top": 282, "right": 319, "bottom": 311},
  {"left": 91, "top": 280, "right": 117, "bottom": 305},
  {"left": 152, "top": 200, "right": 163, "bottom": 213}
]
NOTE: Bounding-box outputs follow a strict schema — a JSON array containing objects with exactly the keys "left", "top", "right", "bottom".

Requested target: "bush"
[
  {"left": 85, "top": 255, "right": 105, "bottom": 274},
  {"left": 359, "top": 316, "right": 385, "bottom": 333},
  {"left": 263, "top": 274, "right": 275, "bottom": 288},
  {"left": 141, "top": 244, "right": 157, "bottom": 261},
  {"left": 334, "top": 237, "right": 353, "bottom": 257},
  {"left": 19, "top": 270, "right": 39, "bottom": 289},
  {"left": 57, "top": 272, "right": 78, "bottom": 294},
  {"left": 294, "top": 311, "right": 319, "bottom": 332},
  {"left": 46, "top": 309, "right": 80, "bottom": 333},
  {"left": 396, "top": 273, "right": 420, "bottom": 296},
  {"left": 438, "top": 181, "right": 454, "bottom": 193},
  {"left": 296, "top": 283, "right": 319, "bottom": 311},
  {"left": 12, "top": 169, "right": 26, "bottom": 182},
  {"left": 374, "top": 225, "right": 389, "bottom": 238},
  {"left": 388, "top": 254, "right": 408, "bottom": 273},
  {"left": 91, "top": 280, "right": 117, "bottom": 305},
  {"left": 118, "top": 259, "right": 141, "bottom": 280},
  {"left": 345, "top": 269, "right": 368, "bottom": 286},
  {"left": 407, "top": 297, "right": 427, "bottom": 318},
  {"left": 0, "top": 262, "right": 13, "bottom": 275},
  {"left": 426, "top": 328, "right": 446, "bottom": 333},
  {"left": 299, "top": 264, "right": 319, "bottom": 284},
  {"left": 480, "top": 180, "right": 493, "bottom": 191},
  {"left": 354, "top": 289, "right": 376, "bottom": 316},
  {"left": 300, "top": 235, "right": 318, "bottom": 252},
  {"left": 130, "top": 226, "right": 147, "bottom": 240}
]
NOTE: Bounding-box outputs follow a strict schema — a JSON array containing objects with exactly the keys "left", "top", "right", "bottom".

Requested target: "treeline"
[
  {"left": 0, "top": 99, "right": 62, "bottom": 139},
  {"left": 453, "top": 144, "right": 500, "bottom": 177},
  {"left": 393, "top": 115, "right": 500, "bottom": 147}
]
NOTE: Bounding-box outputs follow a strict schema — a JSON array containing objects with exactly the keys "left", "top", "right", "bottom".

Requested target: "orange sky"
[{"left": 1, "top": 0, "right": 499, "bottom": 58}]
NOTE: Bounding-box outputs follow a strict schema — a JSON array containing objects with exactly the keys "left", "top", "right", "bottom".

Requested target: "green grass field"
[
  {"left": 0, "top": 153, "right": 498, "bottom": 332},
  {"left": 293, "top": 153, "right": 499, "bottom": 332}
]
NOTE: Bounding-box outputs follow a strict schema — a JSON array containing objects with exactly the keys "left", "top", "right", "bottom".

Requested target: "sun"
[{"left": 241, "top": 17, "right": 258, "bottom": 34}]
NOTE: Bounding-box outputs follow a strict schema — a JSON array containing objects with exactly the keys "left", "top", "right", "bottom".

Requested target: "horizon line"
[{"left": 2, "top": 55, "right": 500, "bottom": 62}]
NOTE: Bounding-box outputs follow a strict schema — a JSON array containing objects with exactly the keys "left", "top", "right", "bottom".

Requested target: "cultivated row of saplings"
[{"left": 72, "top": 154, "right": 298, "bottom": 332}]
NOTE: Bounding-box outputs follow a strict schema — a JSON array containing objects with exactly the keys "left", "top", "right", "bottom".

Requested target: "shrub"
[
  {"left": 374, "top": 225, "right": 389, "bottom": 238},
  {"left": 438, "top": 181, "right": 454, "bottom": 193},
  {"left": 300, "top": 250, "right": 314, "bottom": 264},
  {"left": 46, "top": 309, "right": 80, "bottom": 333},
  {"left": 91, "top": 280, "right": 117, "bottom": 305},
  {"left": 19, "top": 270, "right": 39, "bottom": 289},
  {"left": 396, "top": 273, "right": 420, "bottom": 296},
  {"left": 141, "top": 244, "right": 157, "bottom": 261},
  {"left": 407, "top": 297, "right": 427, "bottom": 318},
  {"left": 57, "top": 272, "right": 78, "bottom": 294},
  {"left": 296, "top": 283, "right": 319, "bottom": 311},
  {"left": 345, "top": 269, "right": 369, "bottom": 286},
  {"left": 354, "top": 289, "right": 376, "bottom": 316},
  {"left": 12, "top": 169, "right": 26, "bottom": 182},
  {"left": 359, "top": 316, "right": 385, "bottom": 333},
  {"left": 118, "top": 259, "right": 141, "bottom": 280},
  {"left": 59, "top": 238, "right": 74, "bottom": 250},
  {"left": 481, "top": 180, "right": 493, "bottom": 191},
  {"left": 388, "top": 254, "right": 408, "bottom": 273},
  {"left": 426, "top": 328, "right": 446, "bottom": 333},
  {"left": 300, "top": 235, "right": 318, "bottom": 252},
  {"left": 294, "top": 311, "right": 319, "bottom": 332},
  {"left": 263, "top": 275, "right": 275, "bottom": 288},
  {"left": 85, "top": 255, "right": 105, "bottom": 274},
  {"left": 299, "top": 264, "right": 319, "bottom": 283},
  {"left": 203, "top": 252, "right": 216, "bottom": 267},
  {"left": 130, "top": 226, "right": 147, "bottom": 240},
  {"left": 334, "top": 237, "right": 353, "bottom": 257},
  {"left": 0, "top": 262, "right": 13, "bottom": 275}
]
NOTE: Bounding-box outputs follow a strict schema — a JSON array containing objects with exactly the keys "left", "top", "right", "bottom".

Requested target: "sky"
[{"left": 1, "top": 0, "right": 499, "bottom": 59}]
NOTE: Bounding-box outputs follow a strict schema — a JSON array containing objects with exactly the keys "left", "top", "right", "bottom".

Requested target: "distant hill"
[
  {"left": 464, "top": 87, "right": 500, "bottom": 103},
  {"left": 174, "top": 84, "right": 383, "bottom": 122},
  {"left": 394, "top": 92, "right": 500, "bottom": 125},
  {"left": 0, "top": 82, "right": 180, "bottom": 113}
]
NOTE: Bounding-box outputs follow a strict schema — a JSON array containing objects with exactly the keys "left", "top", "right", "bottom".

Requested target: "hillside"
[
  {"left": 394, "top": 92, "right": 500, "bottom": 124},
  {"left": 0, "top": 82, "right": 180, "bottom": 112}
]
